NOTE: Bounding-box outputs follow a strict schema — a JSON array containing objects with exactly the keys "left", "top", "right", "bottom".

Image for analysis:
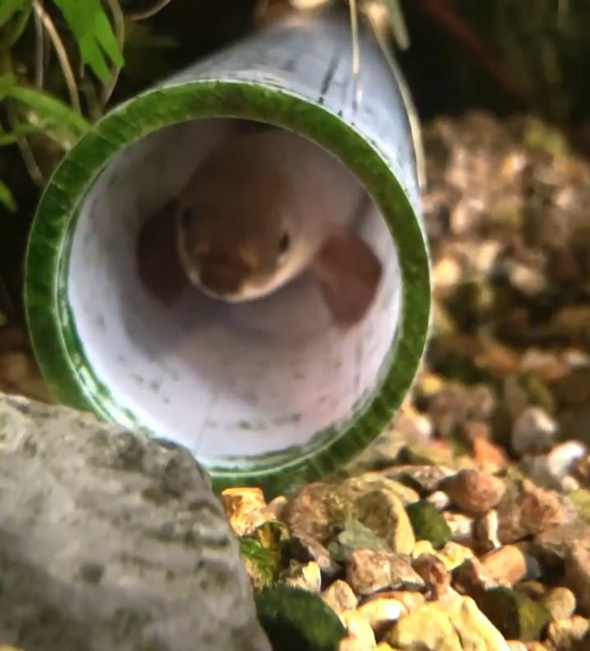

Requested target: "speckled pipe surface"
[{"left": 25, "top": 6, "right": 430, "bottom": 496}]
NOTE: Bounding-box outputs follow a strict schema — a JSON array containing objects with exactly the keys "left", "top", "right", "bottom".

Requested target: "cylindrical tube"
[{"left": 25, "top": 6, "right": 430, "bottom": 495}]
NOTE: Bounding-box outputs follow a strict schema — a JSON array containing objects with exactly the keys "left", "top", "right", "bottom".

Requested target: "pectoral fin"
[
  {"left": 137, "top": 200, "right": 188, "bottom": 305},
  {"left": 310, "top": 230, "right": 383, "bottom": 328}
]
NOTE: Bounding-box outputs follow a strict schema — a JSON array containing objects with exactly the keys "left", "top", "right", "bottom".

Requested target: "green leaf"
[
  {"left": 0, "top": 180, "right": 17, "bottom": 213},
  {"left": 0, "top": 0, "right": 27, "bottom": 29},
  {"left": 0, "top": 123, "right": 40, "bottom": 145},
  {"left": 0, "top": 2, "right": 32, "bottom": 50},
  {"left": 7, "top": 85, "right": 90, "bottom": 134},
  {"left": 0, "top": 72, "right": 17, "bottom": 100},
  {"left": 53, "top": 0, "right": 124, "bottom": 82},
  {"left": 93, "top": 9, "right": 124, "bottom": 68}
]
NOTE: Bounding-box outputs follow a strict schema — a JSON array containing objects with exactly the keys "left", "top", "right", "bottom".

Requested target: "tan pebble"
[
  {"left": 412, "top": 540, "right": 436, "bottom": 557},
  {"left": 266, "top": 495, "right": 287, "bottom": 519},
  {"left": 338, "top": 637, "right": 373, "bottom": 651},
  {"left": 433, "top": 255, "right": 462, "bottom": 293},
  {"left": 507, "top": 642, "right": 527, "bottom": 651},
  {"left": 437, "top": 541, "right": 474, "bottom": 571},
  {"left": 388, "top": 595, "right": 508, "bottom": 650},
  {"left": 356, "top": 598, "right": 405, "bottom": 632},
  {"left": 364, "top": 590, "right": 425, "bottom": 614},
  {"left": 412, "top": 553, "right": 453, "bottom": 600},
  {"left": 284, "top": 560, "right": 322, "bottom": 593},
  {"left": 220, "top": 487, "right": 272, "bottom": 535},
  {"left": 471, "top": 434, "right": 509, "bottom": 472},
  {"left": 282, "top": 482, "right": 334, "bottom": 542},
  {"left": 346, "top": 549, "right": 425, "bottom": 596},
  {"left": 340, "top": 612, "right": 376, "bottom": 648},
  {"left": 542, "top": 586, "right": 576, "bottom": 620},
  {"left": 496, "top": 479, "right": 568, "bottom": 544},
  {"left": 416, "top": 370, "right": 445, "bottom": 397},
  {"left": 322, "top": 580, "right": 358, "bottom": 615},
  {"left": 451, "top": 557, "right": 497, "bottom": 599},
  {"left": 547, "top": 614, "right": 589, "bottom": 649},
  {"left": 523, "top": 644, "right": 549, "bottom": 651},
  {"left": 480, "top": 545, "right": 528, "bottom": 586},
  {"left": 440, "top": 469, "right": 506, "bottom": 516}
]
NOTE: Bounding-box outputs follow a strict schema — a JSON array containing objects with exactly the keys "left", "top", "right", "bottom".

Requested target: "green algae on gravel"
[
  {"left": 406, "top": 500, "right": 452, "bottom": 550},
  {"left": 255, "top": 585, "right": 346, "bottom": 651},
  {"left": 477, "top": 586, "right": 552, "bottom": 641}
]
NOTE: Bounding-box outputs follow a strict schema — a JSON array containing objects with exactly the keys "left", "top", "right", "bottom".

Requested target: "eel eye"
[{"left": 278, "top": 232, "right": 290, "bottom": 254}]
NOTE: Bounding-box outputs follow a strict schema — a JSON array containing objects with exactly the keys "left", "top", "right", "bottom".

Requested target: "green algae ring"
[{"left": 24, "top": 7, "right": 430, "bottom": 496}]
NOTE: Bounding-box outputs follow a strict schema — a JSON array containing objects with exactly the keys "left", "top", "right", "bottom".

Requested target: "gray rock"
[{"left": 0, "top": 393, "right": 271, "bottom": 651}]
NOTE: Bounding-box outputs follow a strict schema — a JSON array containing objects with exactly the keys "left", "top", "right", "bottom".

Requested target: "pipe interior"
[{"left": 67, "top": 118, "right": 402, "bottom": 468}]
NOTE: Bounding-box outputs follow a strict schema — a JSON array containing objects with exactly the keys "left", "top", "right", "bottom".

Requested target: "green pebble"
[
  {"left": 477, "top": 587, "right": 552, "bottom": 641},
  {"left": 255, "top": 585, "right": 346, "bottom": 651},
  {"left": 327, "top": 519, "right": 388, "bottom": 563},
  {"left": 405, "top": 500, "right": 452, "bottom": 550}
]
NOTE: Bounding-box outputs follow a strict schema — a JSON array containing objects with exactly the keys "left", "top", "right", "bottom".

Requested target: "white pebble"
[{"left": 511, "top": 406, "right": 558, "bottom": 457}]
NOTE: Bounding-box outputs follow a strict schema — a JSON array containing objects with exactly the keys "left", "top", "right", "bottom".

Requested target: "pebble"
[
  {"left": 452, "top": 557, "right": 499, "bottom": 599},
  {"left": 540, "top": 587, "right": 576, "bottom": 621},
  {"left": 388, "top": 596, "right": 509, "bottom": 650},
  {"left": 479, "top": 545, "right": 528, "bottom": 586},
  {"left": 546, "top": 615, "right": 589, "bottom": 650},
  {"left": 283, "top": 482, "right": 336, "bottom": 543},
  {"left": 341, "top": 473, "right": 421, "bottom": 507},
  {"left": 412, "top": 539, "right": 436, "bottom": 557},
  {"left": 563, "top": 540, "right": 590, "bottom": 615},
  {"left": 427, "top": 490, "right": 451, "bottom": 510},
  {"left": 412, "top": 553, "right": 455, "bottom": 600},
  {"left": 477, "top": 587, "right": 551, "bottom": 641},
  {"left": 547, "top": 441, "right": 588, "bottom": 483},
  {"left": 346, "top": 478, "right": 417, "bottom": 554},
  {"left": 266, "top": 495, "right": 288, "bottom": 519},
  {"left": 322, "top": 580, "right": 358, "bottom": 616},
  {"left": 283, "top": 560, "right": 322, "bottom": 593},
  {"left": 363, "top": 590, "right": 426, "bottom": 614},
  {"left": 221, "top": 487, "right": 275, "bottom": 536},
  {"left": 496, "top": 480, "right": 569, "bottom": 543},
  {"left": 328, "top": 519, "right": 389, "bottom": 563},
  {"left": 355, "top": 598, "right": 405, "bottom": 632},
  {"left": 523, "top": 441, "right": 588, "bottom": 493},
  {"left": 506, "top": 643, "right": 527, "bottom": 651},
  {"left": 406, "top": 501, "right": 452, "bottom": 549},
  {"left": 346, "top": 549, "right": 425, "bottom": 596},
  {"left": 443, "top": 511, "right": 475, "bottom": 544},
  {"left": 519, "top": 348, "right": 570, "bottom": 384},
  {"left": 511, "top": 406, "right": 558, "bottom": 457},
  {"left": 471, "top": 431, "right": 509, "bottom": 472},
  {"left": 383, "top": 464, "right": 455, "bottom": 495},
  {"left": 286, "top": 534, "right": 341, "bottom": 579},
  {"left": 437, "top": 541, "right": 475, "bottom": 570},
  {"left": 440, "top": 469, "right": 506, "bottom": 516},
  {"left": 474, "top": 509, "right": 502, "bottom": 554},
  {"left": 340, "top": 612, "right": 376, "bottom": 649}
]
